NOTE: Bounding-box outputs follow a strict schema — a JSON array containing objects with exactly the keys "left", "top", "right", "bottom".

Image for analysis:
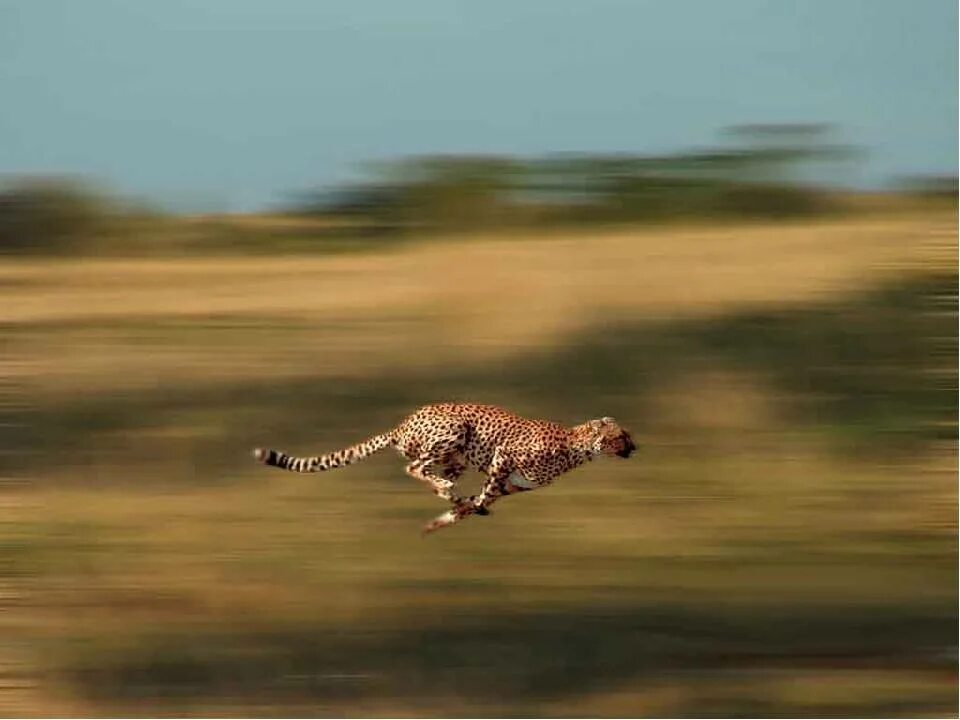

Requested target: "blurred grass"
[
  {"left": 65, "top": 603, "right": 953, "bottom": 715},
  {"left": 0, "top": 211, "right": 956, "bottom": 716},
  {"left": 5, "top": 269, "right": 954, "bottom": 481}
]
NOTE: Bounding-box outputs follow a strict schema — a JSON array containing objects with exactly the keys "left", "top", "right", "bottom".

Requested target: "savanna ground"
[{"left": 1, "top": 210, "right": 957, "bottom": 717}]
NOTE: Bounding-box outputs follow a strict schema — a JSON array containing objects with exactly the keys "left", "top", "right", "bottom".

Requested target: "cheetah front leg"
[{"left": 469, "top": 459, "right": 554, "bottom": 516}]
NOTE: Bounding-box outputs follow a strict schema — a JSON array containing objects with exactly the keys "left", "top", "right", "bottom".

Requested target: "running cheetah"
[{"left": 253, "top": 403, "right": 635, "bottom": 534}]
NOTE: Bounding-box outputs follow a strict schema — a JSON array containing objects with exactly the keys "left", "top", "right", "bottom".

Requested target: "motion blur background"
[{"left": 1, "top": 1, "right": 957, "bottom": 716}]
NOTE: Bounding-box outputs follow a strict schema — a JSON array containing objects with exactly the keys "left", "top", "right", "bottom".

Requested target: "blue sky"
[{"left": 1, "top": 0, "right": 956, "bottom": 211}]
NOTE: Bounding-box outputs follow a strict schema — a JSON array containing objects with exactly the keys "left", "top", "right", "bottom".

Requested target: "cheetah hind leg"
[
  {"left": 422, "top": 508, "right": 460, "bottom": 535},
  {"left": 421, "top": 502, "right": 481, "bottom": 535},
  {"left": 405, "top": 455, "right": 464, "bottom": 506},
  {"left": 439, "top": 456, "right": 491, "bottom": 517},
  {"left": 422, "top": 495, "right": 493, "bottom": 535},
  {"left": 408, "top": 454, "right": 488, "bottom": 534},
  {"left": 440, "top": 456, "right": 489, "bottom": 515}
]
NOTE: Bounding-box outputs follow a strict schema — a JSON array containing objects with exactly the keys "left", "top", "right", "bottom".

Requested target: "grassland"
[{"left": 0, "top": 211, "right": 956, "bottom": 716}]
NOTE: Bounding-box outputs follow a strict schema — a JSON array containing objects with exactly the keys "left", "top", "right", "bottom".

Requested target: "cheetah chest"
[{"left": 506, "top": 470, "right": 538, "bottom": 491}]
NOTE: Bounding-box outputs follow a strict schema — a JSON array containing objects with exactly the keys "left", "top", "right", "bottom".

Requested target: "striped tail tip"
[{"left": 253, "top": 447, "right": 271, "bottom": 463}]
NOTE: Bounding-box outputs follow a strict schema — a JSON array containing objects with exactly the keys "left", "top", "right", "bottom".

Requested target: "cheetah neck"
[{"left": 567, "top": 425, "right": 600, "bottom": 462}]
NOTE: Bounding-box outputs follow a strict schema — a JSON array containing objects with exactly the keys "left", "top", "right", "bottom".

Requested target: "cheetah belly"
[{"left": 507, "top": 471, "right": 538, "bottom": 491}]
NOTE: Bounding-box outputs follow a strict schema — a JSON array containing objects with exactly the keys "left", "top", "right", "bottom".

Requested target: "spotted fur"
[{"left": 254, "top": 402, "right": 636, "bottom": 534}]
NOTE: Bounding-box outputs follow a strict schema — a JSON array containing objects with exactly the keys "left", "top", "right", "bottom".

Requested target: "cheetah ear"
[{"left": 602, "top": 416, "right": 615, "bottom": 424}]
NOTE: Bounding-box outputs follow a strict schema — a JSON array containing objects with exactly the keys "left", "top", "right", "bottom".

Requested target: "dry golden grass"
[
  {"left": 1, "top": 211, "right": 955, "bottom": 716},
  {"left": 5, "top": 213, "right": 954, "bottom": 401},
  {"left": 4, "top": 215, "right": 951, "bottom": 325}
]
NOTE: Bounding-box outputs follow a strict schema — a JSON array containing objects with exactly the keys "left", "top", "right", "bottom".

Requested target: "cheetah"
[{"left": 253, "top": 403, "right": 636, "bottom": 534}]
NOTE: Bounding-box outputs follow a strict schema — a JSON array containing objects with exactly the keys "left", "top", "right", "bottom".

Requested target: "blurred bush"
[
  {"left": 0, "top": 177, "right": 113, "bottom": 254},
  {"left": 289, "top": 124, "right": 856, "bottom": 232},
  {"left": 895, "top": 174, "right": 959, "bottom": 204},
  {"left": 5, "top": 124, "right": 939, "bottom": 257},
  {"left": 3, "top": 124, "right": 951, "bottom": 261}
]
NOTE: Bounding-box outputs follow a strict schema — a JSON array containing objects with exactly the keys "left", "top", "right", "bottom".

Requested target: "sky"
[{"left": 1, "top": 0, "right": 957, "bottom": 211}]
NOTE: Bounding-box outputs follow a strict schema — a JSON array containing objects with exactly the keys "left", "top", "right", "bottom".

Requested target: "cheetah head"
[{"left": 587, "top": 417, "right": 636, "bottom": 459}]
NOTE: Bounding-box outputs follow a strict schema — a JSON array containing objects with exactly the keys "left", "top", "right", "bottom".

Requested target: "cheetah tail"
[{"left": 252, "top": 432, "right": 395, "bottom": 473}]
